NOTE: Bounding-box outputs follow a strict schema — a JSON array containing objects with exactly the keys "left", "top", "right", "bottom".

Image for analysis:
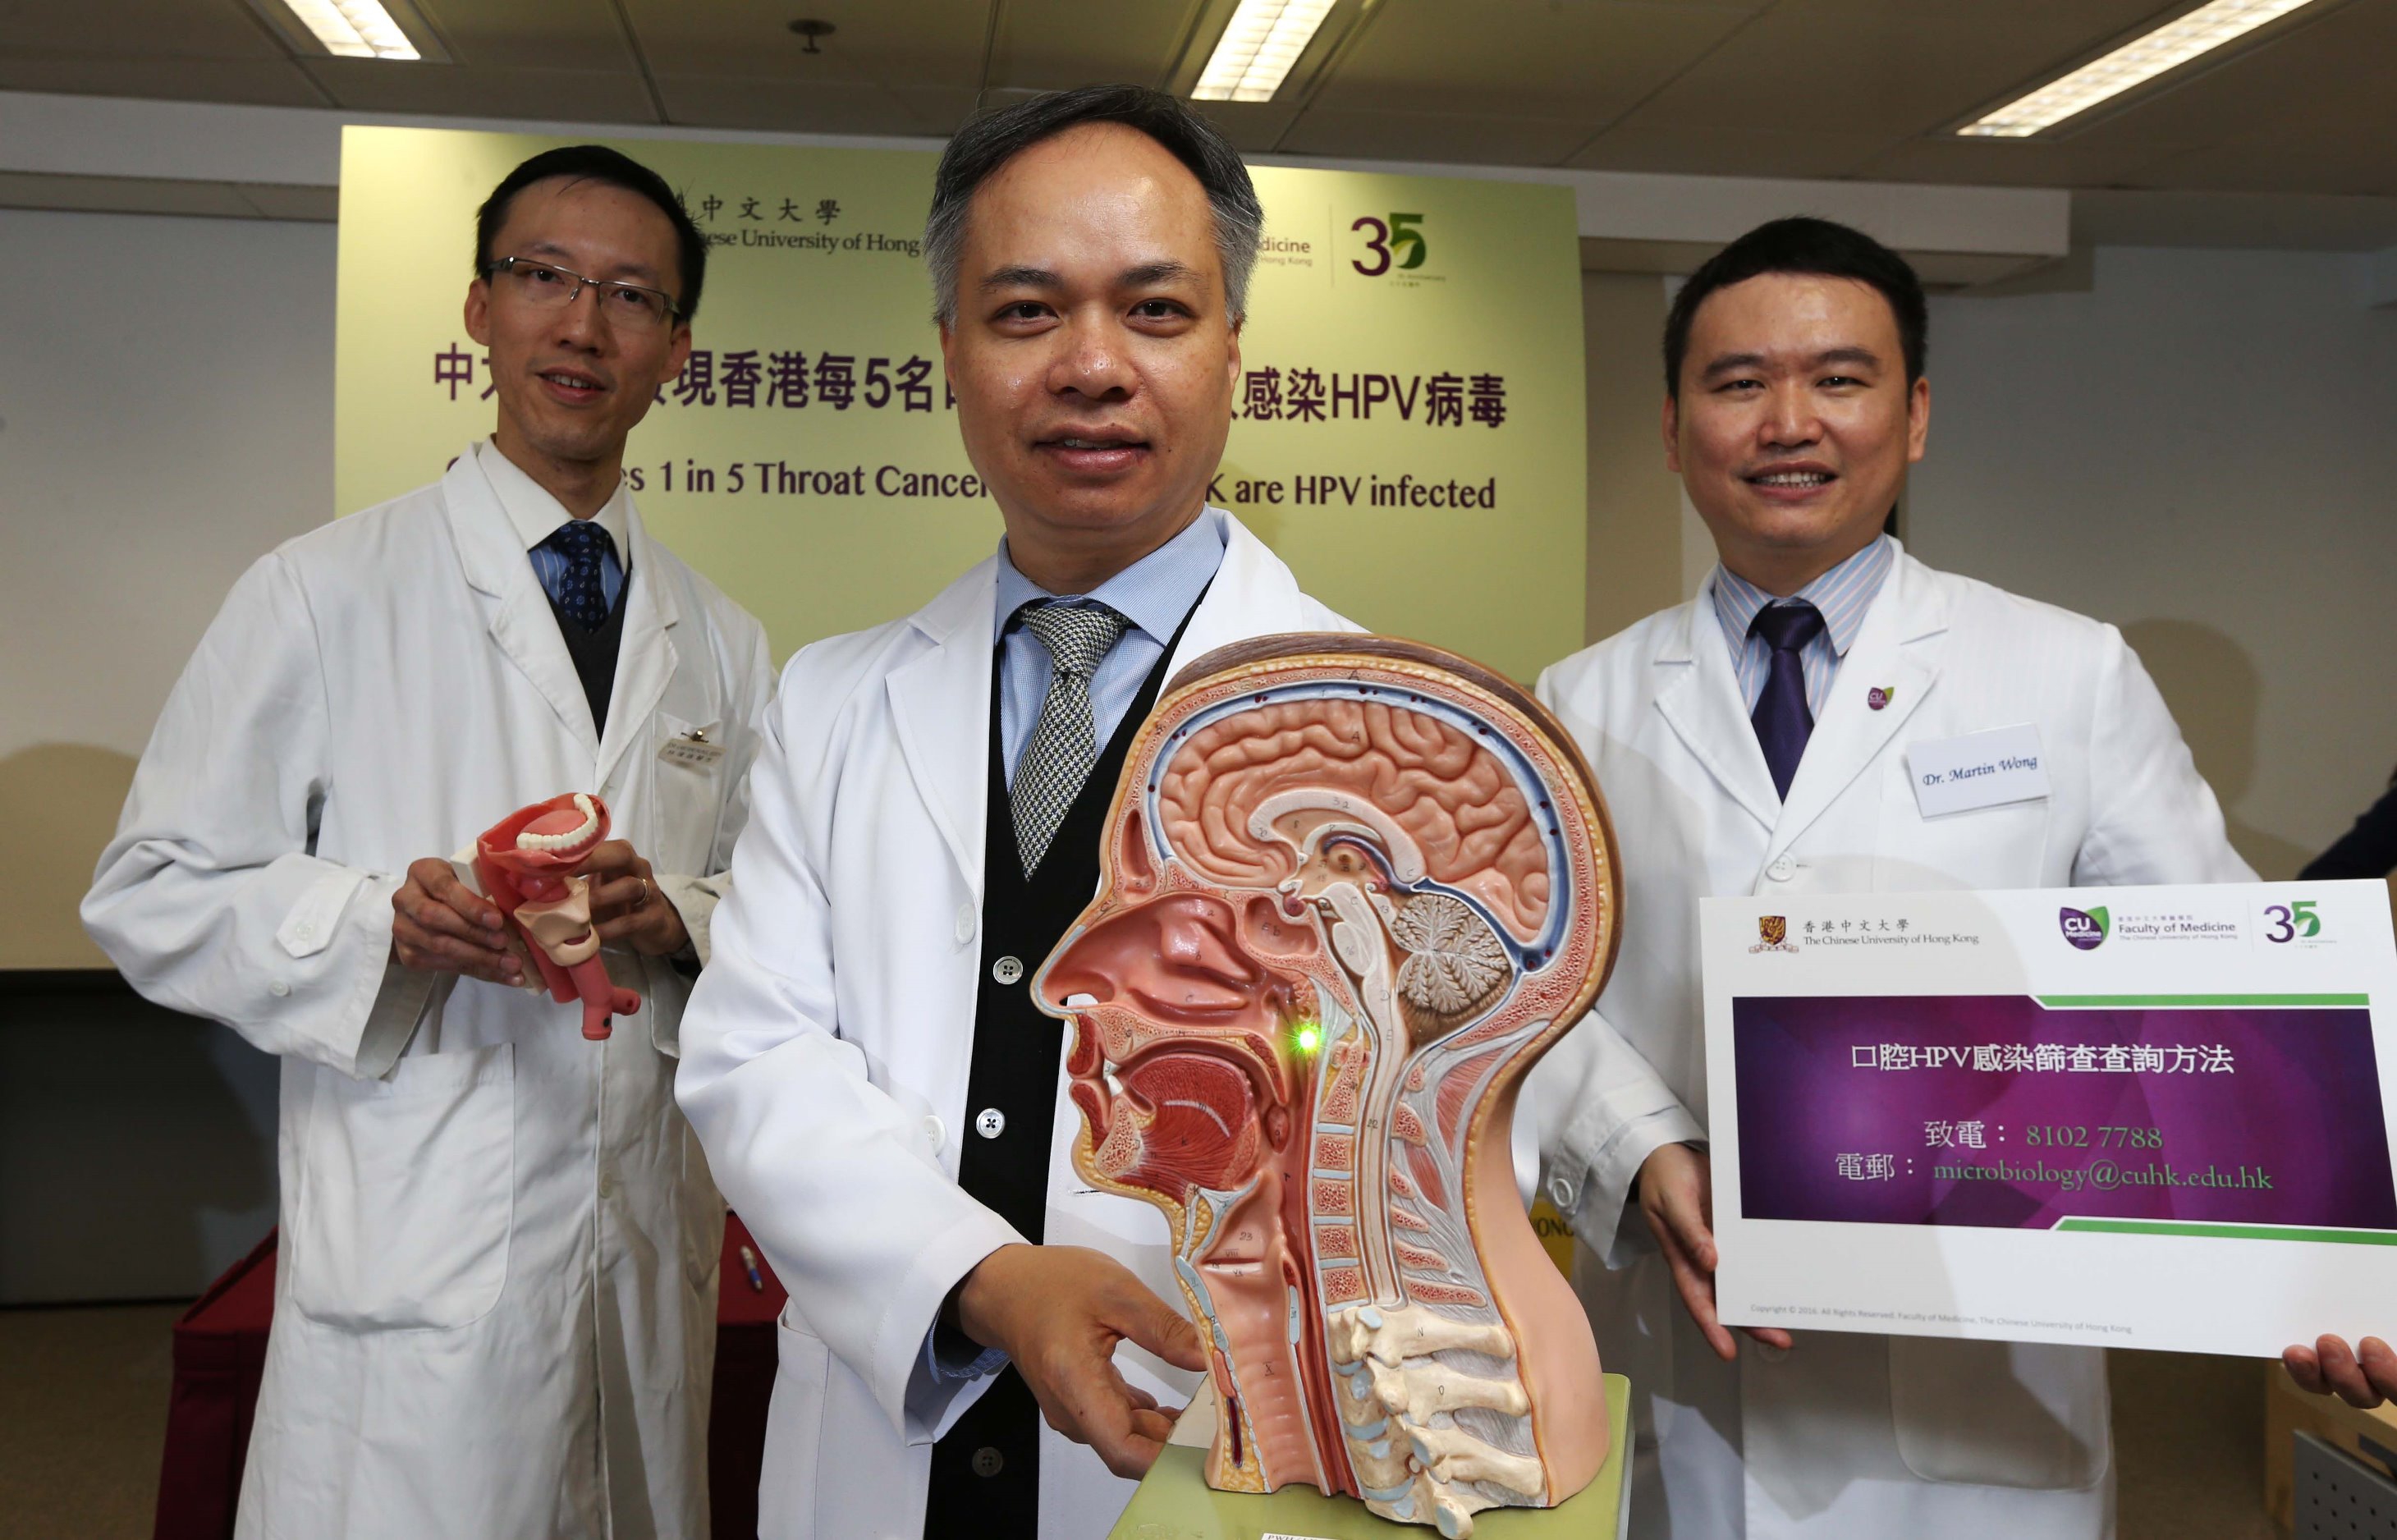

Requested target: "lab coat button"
[
  {"left": 971, "top": 1446, "right": 1005, "bottom": 1477},
  {"left": 923, "top": 1115, "right": 946, "bottom": 1148},
  {"left": 1767, "top": 855, "right": 1796, "bottom": 882},
  {"left": 1547, "top": 1174, "right": 1577, "bottom": 1210},
  {"left": 975, "top": 1108, "right": 1006, "bottom": 1139},
  {"left": 293, "top": 923, "right": 315, "bottom": 942},
  {"left": 268, "top": 979, "right": 291, "bottom": 997},
  {"left": 992, "top": 956, "right": 1024, "bottom": 986},
  {"left": 955, "top": 905, "right": 975, "bottom": 944}
]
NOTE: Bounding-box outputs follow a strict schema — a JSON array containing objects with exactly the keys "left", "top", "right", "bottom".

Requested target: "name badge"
[
  {"left": 1906, "top": 723, "right": 2050, "bottom": 818},
  {"left": 658, "top": 727, "right": 726, "bottom": 770}
]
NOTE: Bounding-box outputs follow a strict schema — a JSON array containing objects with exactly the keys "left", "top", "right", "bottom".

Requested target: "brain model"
[{"left": 1036, "top": 636, "right": 1620, "bottom": 1536}]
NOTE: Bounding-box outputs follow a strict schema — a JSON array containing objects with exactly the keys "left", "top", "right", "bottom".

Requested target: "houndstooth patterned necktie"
[{"left": 1013, "top": 601, "right": 1130, "bottom": 877}]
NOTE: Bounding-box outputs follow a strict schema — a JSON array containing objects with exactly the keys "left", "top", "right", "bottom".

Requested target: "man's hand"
[
  {"left": 1637, "top": 1142, "right": 1793, "bottom": 1362},
  {"left": 2285, "top": 1335, "right": 2397, "bottom": 1408},
  {"left": 954, "top": 1244, "right": 1208, "bottom": 1479},
  {"left": 579, "top": 841, "right": 690, "bottom": 957},
  {"left": 391, "top": 856, "right": 522, "bottom": 985}
]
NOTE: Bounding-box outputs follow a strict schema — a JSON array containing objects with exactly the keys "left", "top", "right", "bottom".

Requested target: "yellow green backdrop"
[{"left": 336, "top": 126, "right": 1585, "bottom": 682}]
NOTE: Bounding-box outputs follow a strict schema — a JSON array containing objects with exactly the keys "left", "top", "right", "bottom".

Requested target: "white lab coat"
[
  {"left": 1528, "top": 543, "right": 2253, "bottom": 1540},
  {"left": 83, "top": 451, "right": 774, "bottom": 1540},
  {"left": 675, "top": 513, "right": 1355, "bottom": 1540}
]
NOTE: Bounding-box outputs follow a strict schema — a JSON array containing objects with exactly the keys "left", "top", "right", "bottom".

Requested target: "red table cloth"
[{"left": 152, "top": 1215, "right": 787, "bottom": 1540}]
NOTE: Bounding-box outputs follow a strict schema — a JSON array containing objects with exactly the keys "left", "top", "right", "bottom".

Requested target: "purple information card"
[{"left": 1734, "top": 995, "right": 2397, "bottom": 1232}]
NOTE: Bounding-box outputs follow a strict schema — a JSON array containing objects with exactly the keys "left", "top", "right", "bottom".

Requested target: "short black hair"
[
  {"left": 924, "top": 84, "right": 1263, "bottom": 325},
  {"left": 474, "top": 144, "right": 708, "bottom": 322},
  {"left": 1663, "top": 216, "right": 1927, "bottom": 399}
]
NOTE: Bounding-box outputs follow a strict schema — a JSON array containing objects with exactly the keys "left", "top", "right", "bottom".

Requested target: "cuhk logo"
[
  {"left": 1759, "top": 915, "right": 1788, "bottom": 946},
  {"left": 2060, "top": 905, "right": 2110, "bottom": 951}
]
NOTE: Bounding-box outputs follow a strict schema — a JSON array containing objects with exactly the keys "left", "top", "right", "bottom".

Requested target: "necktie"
[
  {"left": 1013, "top": 602, "right": 1130, "bottom": 877},
  {"left": 540, "top": 520, "right": 616, "bottom": 630},
  {"left": 1749, "top": 601, "right": 1826, "bottom": 802}
]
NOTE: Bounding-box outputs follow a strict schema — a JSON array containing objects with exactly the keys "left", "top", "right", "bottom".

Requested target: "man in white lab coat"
[
  {"left": 1528, "top": 216, "right": 2268, "bottom": 1538},
  {"left": 85, "top": 146, "right": 773, "bottom": 1540},
  {"left": 675, "top": 86, "right": 1354, "bottom": 1540}
]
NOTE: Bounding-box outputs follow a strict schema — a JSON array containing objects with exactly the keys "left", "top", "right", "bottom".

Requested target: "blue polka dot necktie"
[
  {"left": 1750, "top": 600, "right": 1826, "bottom": 802},
  {"left": 541, "top": 520, "right": 616, "bottom": 630}
]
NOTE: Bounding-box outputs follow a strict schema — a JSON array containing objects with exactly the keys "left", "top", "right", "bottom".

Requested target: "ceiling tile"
[
  {"left": 1565, "top": 122, "right": 1888, "bottom": 180},
  {"left": 1615, "top": 0, "right": 2178, "bottom": 141},
  {"left": 988, "top": 0, "right": 1201, "bottom": 92},
  {"left": 621, "top": 0, "right": 988, "bottom": 86},
  {"left": 1273, "top": 107, "right": 1597, "bottom": 165},
  {"left": 414, "top": 0, "right": 637, "bottom": 75},
  {"left": 300, "top": 59, "right": 658, "bottom": 122},
  {"left": 0, "top": 0, "right": 287, "bottom": 58},
  {"left": 1305, "top": 0, "right": 1757, "bottom": 124},
  {"left": 0, "top": 54, "right": 328, "bottom": 106}
]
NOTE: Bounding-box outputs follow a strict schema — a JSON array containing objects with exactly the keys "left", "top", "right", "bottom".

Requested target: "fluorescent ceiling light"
[
  {"left": 281, "top": 0, "right": 421, "bottom": 60},
  {"left": 1193, "top": 0, "right": 1337, "bottom": 103},
  {"left": 1959, "top": 0, "right": 2321, "bottom": 136}
]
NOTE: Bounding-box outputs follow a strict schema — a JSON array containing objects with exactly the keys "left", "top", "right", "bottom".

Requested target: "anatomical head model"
[
  {"left": 1036, "top": 636, "right": 1620, "bottom": 1536},
  {"left": 473, "top": 792, "right": 641, "bottom": 1040}
]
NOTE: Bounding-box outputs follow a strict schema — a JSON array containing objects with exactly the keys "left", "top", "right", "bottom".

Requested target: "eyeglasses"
[{"left": 481, "top": 257, "right": 681, "bottom": 330}]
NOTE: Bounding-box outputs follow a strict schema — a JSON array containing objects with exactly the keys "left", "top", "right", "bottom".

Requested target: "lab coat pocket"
[
  {"left": 758, "top": 1312, "right": 832, "bottom": 1540},
  {"left": 1876, "top": 757, "right": 2053, "bottom": 892},
  {"left": 290, "top": 1043, "right": 515, "bottom": 1331},
  {"left": 651, "top": 712, "right": 726, "bottom": 871},
  {"left": 1888, "top": 1336, "right": 2110, "bottom": 1490}
]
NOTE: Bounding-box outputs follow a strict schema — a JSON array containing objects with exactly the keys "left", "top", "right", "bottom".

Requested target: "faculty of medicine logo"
[{"left": 2060, "top": 905, "right": 2110, "bottom": 951}]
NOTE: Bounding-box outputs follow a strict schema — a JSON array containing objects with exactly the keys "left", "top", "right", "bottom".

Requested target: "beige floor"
[{"left": 0, "top": 1305, "right": 2282, "bottom": 1539}]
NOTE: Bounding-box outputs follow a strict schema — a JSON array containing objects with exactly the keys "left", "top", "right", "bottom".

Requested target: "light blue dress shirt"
[
  {"left": 1708, "top": 533, "right": 1895, "bottom": 718},
  {"left": 991, "top": 507, "right": 1230, "bottom": 786}
]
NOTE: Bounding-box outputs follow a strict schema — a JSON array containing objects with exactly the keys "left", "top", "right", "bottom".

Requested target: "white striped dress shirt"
[{"left": 1709, "top": 534, "right": 1895, "bottom": 718}]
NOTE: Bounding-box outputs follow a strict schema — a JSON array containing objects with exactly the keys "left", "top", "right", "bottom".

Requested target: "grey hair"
[{"left": 924, "top": 84, "right": 1263, "bottom": 328}]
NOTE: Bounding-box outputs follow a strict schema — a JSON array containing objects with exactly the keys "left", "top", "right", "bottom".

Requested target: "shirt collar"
[
  {"left": 992, "top": 506, "right": 1228, "bottom": 647},
  {"left": 476, "top": 438, "right": 632, "bottom": 560},
  {"left": 1708, "top": 532, "right": 1894, "bottom": 659}
]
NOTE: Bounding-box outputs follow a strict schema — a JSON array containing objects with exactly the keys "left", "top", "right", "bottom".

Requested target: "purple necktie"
[{"left": 1750, "top": 601, "right": 1826, "bottom": 802}]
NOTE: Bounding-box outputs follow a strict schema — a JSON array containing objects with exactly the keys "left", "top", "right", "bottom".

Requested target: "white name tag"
[
  {"left": 658, "top": 731, "right": 726, "bottom": 770},
  {"left": 1906, "top": 723, "right": 2051, "bottom": 817}
]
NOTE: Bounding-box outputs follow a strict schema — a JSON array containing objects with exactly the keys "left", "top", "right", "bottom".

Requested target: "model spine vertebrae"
[{"left": 1037, "top": 637, "right": 1620, "bottom": 1536}]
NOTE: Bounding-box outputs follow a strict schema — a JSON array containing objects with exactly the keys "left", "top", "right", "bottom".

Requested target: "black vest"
[
  {"left": 922, "top": 602, "right": 1198, "bottom": 1538},
  {"left": 546, "top": 576, "right": 629, "bottom": 739}
]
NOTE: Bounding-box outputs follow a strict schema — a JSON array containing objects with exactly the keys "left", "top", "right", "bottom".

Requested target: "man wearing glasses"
[{"left": 85, "top": 145, "right": 772, "bottom": 1540}]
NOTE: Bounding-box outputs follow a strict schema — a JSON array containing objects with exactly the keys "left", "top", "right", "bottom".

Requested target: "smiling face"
[
  {"left": 1666, "top": 271, "right": 1930, "bottom": 595},
  {"left": 464, "top": 176, "right": 692, "bottom": 484},
  {"left": 937, "top": 121, "right": 1242, "bottom": 592}
]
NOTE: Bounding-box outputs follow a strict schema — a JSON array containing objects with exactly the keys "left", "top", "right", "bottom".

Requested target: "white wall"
[
  {"left": 0, "top": 208, "right": 334, "bottom": 966},
  {"left": 1910, "top": 245, "right": 2397, "bottom": 879}
]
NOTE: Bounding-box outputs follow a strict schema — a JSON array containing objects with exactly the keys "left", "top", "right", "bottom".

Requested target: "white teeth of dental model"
[{"left": 516, "top": 793, "right": 599, "bottom": 852}]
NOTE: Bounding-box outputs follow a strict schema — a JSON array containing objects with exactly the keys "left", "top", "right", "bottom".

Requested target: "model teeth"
[
  {"left": 516, "top": 793, "right": 599, "bottom": 852},
  {"left": 1065, "top": 992, "right": 1098, "bottom": 1009}
]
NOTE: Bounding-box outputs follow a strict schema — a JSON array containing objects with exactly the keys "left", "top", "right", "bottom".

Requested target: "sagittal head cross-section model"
[{"left": 1035, "top": 635, "right": 1621, "bottom": 1537}]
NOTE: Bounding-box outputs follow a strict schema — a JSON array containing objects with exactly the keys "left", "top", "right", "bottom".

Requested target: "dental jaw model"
[
  {"left": 474, "top": 793, "right": 640, "bottom": 1040},
  {"left": 1037, "top": 637, "right": 1620, "bottom": 1537}
]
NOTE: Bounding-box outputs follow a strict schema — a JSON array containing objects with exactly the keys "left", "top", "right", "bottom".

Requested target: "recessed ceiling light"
[
  {"left": 1192, "top": 0, "right": 1338, "bottom": 103},
  {"left": 1959, "top": 0, "right": 2323, "bottom": 137},
  {"left": 279, "top": 0, "right": 421, "bottom": 61}
]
